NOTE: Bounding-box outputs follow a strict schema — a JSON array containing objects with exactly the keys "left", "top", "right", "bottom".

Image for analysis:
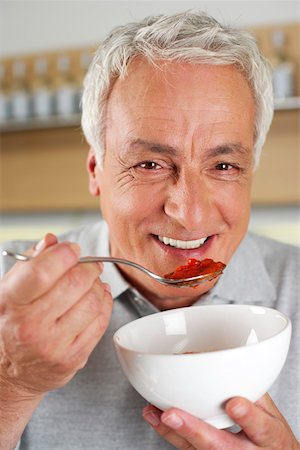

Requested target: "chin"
[{"left": 139, "top": 276, "right": 219, "bottom": 310}]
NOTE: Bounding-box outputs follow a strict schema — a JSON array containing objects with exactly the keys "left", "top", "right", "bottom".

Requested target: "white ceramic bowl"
[{"left": 113, "top": 304, "right": 291, "bottom": 429}]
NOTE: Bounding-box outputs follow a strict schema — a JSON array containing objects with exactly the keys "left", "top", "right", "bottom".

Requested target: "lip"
[{"left": 151, "top": 234, "right": 215, "bottom": 259}]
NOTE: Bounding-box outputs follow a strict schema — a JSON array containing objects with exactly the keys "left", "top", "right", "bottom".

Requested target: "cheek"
[
  {"left": 101, "top": 182, "right": 163, "bottom": 226},
  {"left": 216, "top": 182, "right": 252, "bottom": 227}
]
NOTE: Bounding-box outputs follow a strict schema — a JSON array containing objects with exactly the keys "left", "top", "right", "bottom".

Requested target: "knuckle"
[
  {"left": 57, "top": 242, "right": 79, "bottom": 261},
  {"left": 54, "top": 359, "right": 73, "bottom": 374},
  {"left": 0, "top": 277, "right": 13, "bottom": 307},
  {"left": 37, "top": 344, "right": 53, "bottom": 362},
  {"left": 104, "top": 288, "right": 113, "bottom": 306},
  {"left": 182, "top": 445, "right": 194, "bottom": 450},
  {"left": 207, "top": 441, "right": 226, "bottom": 450},
  {"left": 98, "top": 305, "right": 112, "bottom": 329},
  {"left": 93, "top": 317, "right": 108, "bottom": 339},
  {"left": 31, "top": 263, "right": 53, "bottom": 289},
  {"left": 66, "top": 266, "right": 86, "bottom": 290},
  {"left": 56, "top": 351, "right": 85, "bottom": 374},
  {"left": 36, "top": 335, "right": 57, "bottom": 361},
  {"left": 0, "top": 289, "right": 7, "bottom": 314},
  {"left": 0, "top": 280, "right": 6, "bottom": 299},
  {"left": 85, "top": 288, "right": 102, "bottom": 314},
  {"left": 16, "top": 319, "right": 38, "bottom": 344},
  {"left": 271, "top": 423, "right": 290, "bottom": 450},
  {"left": 66, "top": 265, "right": 100, "bottom": 292},
  {"left": 95, "top": 288, "right": 113, "bottom": 317},
  {"left": 93, "top": 325, "right": 105, "bottom": 340}
]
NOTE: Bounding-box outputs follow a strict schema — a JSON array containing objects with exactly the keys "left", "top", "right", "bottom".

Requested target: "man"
[{"left": 0, "top": 11, "right": 299, "bottom": 450}]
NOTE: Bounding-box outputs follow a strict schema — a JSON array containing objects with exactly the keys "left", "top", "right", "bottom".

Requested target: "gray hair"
[{"left": 81, "top": 11, "right": 274, "bottom": 169}]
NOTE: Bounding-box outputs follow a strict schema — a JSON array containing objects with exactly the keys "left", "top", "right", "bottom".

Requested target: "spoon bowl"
[{"left": 1, "top": 250, "right": 224, "bottom": 288}]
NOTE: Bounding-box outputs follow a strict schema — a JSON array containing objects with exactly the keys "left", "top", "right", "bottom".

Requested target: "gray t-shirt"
[{"left": 1, "top": 220, "right": 299, "bottom": 448}]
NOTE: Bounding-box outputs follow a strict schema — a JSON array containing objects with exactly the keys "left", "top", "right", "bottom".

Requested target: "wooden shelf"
[
  {"left": 1, "top": 97, "right": 300, "bottom": 134},
  {"left": 274, "top": 96, "right": 300, "bottom": 110},
  {"left": 0, "top": 113, "right": 81, "bottom": 133}
]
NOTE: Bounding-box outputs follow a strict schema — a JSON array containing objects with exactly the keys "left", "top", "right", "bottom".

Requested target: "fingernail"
[
  {"left": 230, "top": 400, "right": 248, "bottom": 418},
  {"left": 33, "top": 238, "right": 46, "bottom": 255},
  {"left": 162, "top": 412, "right": 184, "bottom": 429},
  {"left": 143, "top": 411, "right": 160, "bottom": 428}
]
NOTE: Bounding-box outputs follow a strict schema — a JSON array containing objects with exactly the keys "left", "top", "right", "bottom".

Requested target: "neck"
[
  {"left": 124, "top": 273, "right": 203, "bottom": 310},
  {"left": 115, "top": 263, "right": 218, "bottom": 310}
]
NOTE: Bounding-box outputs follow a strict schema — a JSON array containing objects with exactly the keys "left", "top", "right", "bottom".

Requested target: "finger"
[
  {"left": 144, "top": 405, "right": 236, "bottom": 450},
  {"left": 143, "top": 405, "right": 190, "bottom": 449},
  {"left": 21, "top": 233, "right": 58, "bottom": 258},
  {"left": 65, "top": 290, "right": 113, "bottom": 366},
  {"left": 29, "top": 262, "right": 104, "bottom": 323},
  {"left": 32, "top": 233, "right": 58, "bottom": 257},
  {"left": 162, "top": 408, "right": 239, "bottom": 449},
  {"left": 17, "top": 281, "right": 112, "bottom": 371},
  {"left": 226, "top": 396, "right": 285, "bottom": 447},
  {"left": 70, "top": 292, "right": 113, "bottom": 354},
  {"left": 2, "top": 242, "right": 80, "bottom": 305},
  {"left": 54, "top": 280, "right": 110, "bottom": 345},
  {"left": 256, "top": 393, "right": 290, "bottom": 427}
]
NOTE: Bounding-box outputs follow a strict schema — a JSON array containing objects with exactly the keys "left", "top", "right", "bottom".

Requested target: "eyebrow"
[
  {"left": 206, "top": 143, "right": 250, "bottom": 158},
  {"left": 125, "top": 139, "right": 250, "bottom": 159},
  {"left": 127, "top": 138, "right": 178, "bottom": 156}
]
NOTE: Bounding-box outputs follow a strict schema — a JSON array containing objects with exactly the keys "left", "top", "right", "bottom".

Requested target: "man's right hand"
[{"left": 0, "top": 234, "right": 113, "bottom": 397}]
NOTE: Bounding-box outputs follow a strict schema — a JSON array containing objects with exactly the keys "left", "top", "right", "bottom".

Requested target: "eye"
[
  {"left": 206, "top": 161, "right": 243, "bottom": 181},
  {"left": 216, "top": 162, "right": 235, "bottom": 171},
  {"left": 137, "top": 161, "right": 162, "bottom": 170}
]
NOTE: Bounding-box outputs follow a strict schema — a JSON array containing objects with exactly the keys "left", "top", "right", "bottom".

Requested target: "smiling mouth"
[{"left": 157, "top": 235, "right": 210, "bottom": 250}]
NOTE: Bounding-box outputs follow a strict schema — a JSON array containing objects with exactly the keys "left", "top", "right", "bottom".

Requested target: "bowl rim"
[{"left": 113, "top": 304, "right": 291, "bottom": 356}]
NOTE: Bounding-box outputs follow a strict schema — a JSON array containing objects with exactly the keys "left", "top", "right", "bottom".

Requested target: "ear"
[{"left": 86, "top": 148, "right": 100, "bottom": 197}]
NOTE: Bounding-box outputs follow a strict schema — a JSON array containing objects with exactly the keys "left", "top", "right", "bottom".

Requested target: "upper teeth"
[{"left": 158, "top": 236, "right": 207, "bottom": 249}]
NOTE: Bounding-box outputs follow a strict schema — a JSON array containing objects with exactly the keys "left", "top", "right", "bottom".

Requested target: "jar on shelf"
[
  {"left": 0, "top": 63, "right": 11, "bottom": 123},
  {"left": 10, "top": 60, "right": 32, "bottom": 120},
  {"left": 54, "top": 54, "right": 77, "bottom": 116},
  {"left": 75, "top": 50, "right": 92, "bottom": 113},
  {"left": 271, "top": 30, "right": 295, "bottom": 99},
  {"left": 32, "top": 57, "right": 54, "bottom": 119}
]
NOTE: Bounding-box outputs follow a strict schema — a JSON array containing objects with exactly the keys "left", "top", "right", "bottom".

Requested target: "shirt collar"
[{"left": 194, "top": 233, "right": 276, "bottom": 307}]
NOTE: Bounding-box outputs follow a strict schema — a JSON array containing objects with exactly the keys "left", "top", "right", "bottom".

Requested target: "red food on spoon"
[{"left": 164, "top": 258, "right": 226, "bottom": 280}]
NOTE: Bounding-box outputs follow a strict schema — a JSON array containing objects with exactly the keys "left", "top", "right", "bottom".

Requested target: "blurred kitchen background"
[{"left": 0, "top": 1, "right": 299, "bottom": 246}]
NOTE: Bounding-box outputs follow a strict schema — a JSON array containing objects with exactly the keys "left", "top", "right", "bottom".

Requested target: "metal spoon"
[{"left": 1, "top": 250, "right": 224, "bottom": 288}]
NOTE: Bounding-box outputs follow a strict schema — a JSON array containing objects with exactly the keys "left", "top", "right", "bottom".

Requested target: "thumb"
[{"left": 29, "top": 233, "right": 58, "bottom": 257}]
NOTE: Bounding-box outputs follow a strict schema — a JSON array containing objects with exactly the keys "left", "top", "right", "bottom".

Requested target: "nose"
[{"left": 163, "top": 171, "right": 218, "bottom": 232}]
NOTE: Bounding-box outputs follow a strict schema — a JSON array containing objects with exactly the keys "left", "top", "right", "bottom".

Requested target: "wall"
[
  {"left": 1, "top": 1, "right": 299, "bottom": 57},
  {"left": 0, "top": 1, "right": 299, "bottom": 246}
]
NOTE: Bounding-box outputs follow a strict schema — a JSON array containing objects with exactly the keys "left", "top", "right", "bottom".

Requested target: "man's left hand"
[{"left": 143, "top": 394, "right": 299, "bottom": 449}]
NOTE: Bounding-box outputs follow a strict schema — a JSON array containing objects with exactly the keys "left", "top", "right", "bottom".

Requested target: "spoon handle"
[
  {"left": 1, "top": 250, "right": 161, "bottom": 280},
  {"left": 1, "top": 249, "right": 224, "bottom": 288},
  {"left": 78, "top": 256, "right": 161, "bottom": 279}
]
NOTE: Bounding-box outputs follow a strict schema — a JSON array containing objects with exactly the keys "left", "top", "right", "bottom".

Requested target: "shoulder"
[
  {"left": 247, "top": 232, "right": 299, "bottom": 312},
  {"left": 247, "top": 232, "right": 299, "bottom": 267}
]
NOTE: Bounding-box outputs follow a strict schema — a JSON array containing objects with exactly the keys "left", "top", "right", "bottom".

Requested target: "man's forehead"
[
  {"left": 106, "top": 58, "right": 255, "bottom": 159},
  {"left": 108, "top": 59, "right": 254, "bottom": 117},
  {"left": 117, "top": 57, "right": 250, "bottom": 90}
]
